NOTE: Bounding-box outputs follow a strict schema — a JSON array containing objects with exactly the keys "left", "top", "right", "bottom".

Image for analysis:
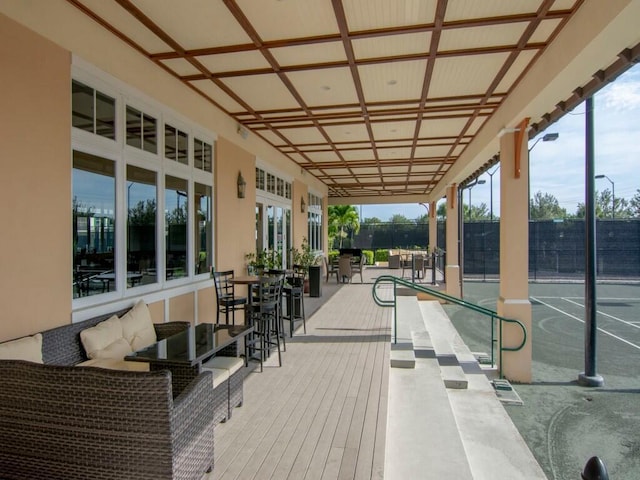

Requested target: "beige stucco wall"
[
  {"left": 292, "top": 180, "right": 309, "bottom": 250},
  {"left": 197, "top": 286, "right": 217, "bottom": 324},
  {"left": 147, "top": 300, "right": 165, "bottom": 324},
  {"left": 169, "top": 293, "right": 195, "bottom": 325},
  {"left": 0, "top": 14, "right": 71, "bottom": 341},
  {"left": 214, "top": 137, "right": 256, "bottom": 273}
]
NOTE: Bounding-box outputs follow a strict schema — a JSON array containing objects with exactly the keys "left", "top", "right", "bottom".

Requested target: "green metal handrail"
[{"left": 372, "top": 275, "right": 527, "bottom": 377}]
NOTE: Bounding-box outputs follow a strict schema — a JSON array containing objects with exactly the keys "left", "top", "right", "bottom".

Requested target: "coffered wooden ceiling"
[{"left": 69, "top": 0, "right": 584, "bottom": 199}]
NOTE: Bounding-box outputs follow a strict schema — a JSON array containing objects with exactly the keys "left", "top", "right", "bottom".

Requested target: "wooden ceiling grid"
[{"left": 68, "top": 0, "right": 583, "bottom": 199}]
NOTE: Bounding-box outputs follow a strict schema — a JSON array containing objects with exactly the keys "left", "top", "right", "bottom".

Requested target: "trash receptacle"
[{"left": 308, "top": 265, "right": 322, "bottom": 297}]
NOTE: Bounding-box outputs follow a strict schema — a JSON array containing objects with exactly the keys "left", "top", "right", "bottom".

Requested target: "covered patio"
[{"left": 1, "top": 1, "right": 640, "bottom": 478}]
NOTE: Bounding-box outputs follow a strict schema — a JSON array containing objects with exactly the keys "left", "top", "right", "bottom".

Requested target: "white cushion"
[
  {"left": 200, "top": 364, "right": 230, "bottom": 389},
  {"left": 76, "top": 358, "right": 150, "bottom": 372},
  {"left": 92, "top": 337, "right": 133, "bottom": 359},
  {"left": 203, "top": 356, "right": 244, "bottom": 375},
  {"left": 80, "top": 315, "right": 128, "bottom": 360},
  {"left": 0, "top": 333, "right": 43, "bottom": 363},
  {"left": 120, "top": 300, "right": 157, "bottom": 351}
]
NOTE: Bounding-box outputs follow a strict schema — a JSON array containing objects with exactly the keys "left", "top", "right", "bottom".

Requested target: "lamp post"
[
  {"left": 466, "top": 179, "right": 486, "bottom": 220},
  {"left": 528, "top": 132, "right": 559, "bottom": 152},
  {"left": 486, "top": 166, "right": 499, "bottom": 221},
  {"left": 595, "top": 174, "right": 615, "bottom": 219},
  {"left": 528, "top": 132, "right": 559, "bottom": 218}
]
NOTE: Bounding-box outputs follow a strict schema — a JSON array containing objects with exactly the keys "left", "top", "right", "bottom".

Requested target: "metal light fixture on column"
[
  {"left": 595, "top": 174, "right": 615, "bottom": 218},
  {"left": 301, "top": 196, "right": 306, "bottom": 213},
  {"left": 237, "top": 171, "right": 246, "bottom": 199}
]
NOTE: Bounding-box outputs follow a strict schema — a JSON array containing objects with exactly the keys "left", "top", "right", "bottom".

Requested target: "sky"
[{"left": 360, "top": 63, "right": 640, "bottom": 221}]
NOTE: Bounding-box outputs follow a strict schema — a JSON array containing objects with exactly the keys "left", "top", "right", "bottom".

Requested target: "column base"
[
  {"left": 496, "top": 297, "right": 532, "bottom": 383},
  {"left": 444, "top": 265, "right": 460, "bottom": 298},
  {"left": 578, "top": 372, "right": 604, "bottom": 387}
]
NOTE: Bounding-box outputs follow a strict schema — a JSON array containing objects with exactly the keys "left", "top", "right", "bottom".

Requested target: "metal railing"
[{"left": 372, "top": 275, "right": 527, "bottom": 377}]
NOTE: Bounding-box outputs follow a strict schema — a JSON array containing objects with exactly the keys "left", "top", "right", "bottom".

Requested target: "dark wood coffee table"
[{"left": 125, "top": 323, "right": 253, "bottom": 396}]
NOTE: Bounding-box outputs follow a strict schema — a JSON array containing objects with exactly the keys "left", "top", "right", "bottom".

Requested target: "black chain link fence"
[{"left": 351, "top": 219, "right": 640, "bottom": 281}]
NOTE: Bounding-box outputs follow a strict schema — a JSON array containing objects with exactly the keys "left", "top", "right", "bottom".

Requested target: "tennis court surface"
[{"left": 444, "top": 281, "right": 640, "bottom": 479}]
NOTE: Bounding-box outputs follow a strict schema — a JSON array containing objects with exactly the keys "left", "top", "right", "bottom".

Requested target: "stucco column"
[
  {"left": 497, "top": 128, "right": 532, "bottom": 383},
  {"left": 428, "top": 200, "right": 437, "bottom": 254},
  {"left": 445, "top": 185, "right": 460, "bottom": 297}
]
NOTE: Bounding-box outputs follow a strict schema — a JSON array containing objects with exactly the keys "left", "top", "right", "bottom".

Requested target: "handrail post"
[
  {"left": 431, "top": 252, "right": 436, "bottom": 285},
  {"left": 499, "top": 321, "right": 503, "bottom": 378},
  {"left": 491, "top": 314, "right": 495, "bottom": 367},
  {"left": 393, "top": 281, "right": 397, "bottom": 344}
]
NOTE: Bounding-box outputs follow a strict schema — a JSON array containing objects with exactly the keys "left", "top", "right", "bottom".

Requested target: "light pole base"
[{"left": 578, "top": 372, "right": 604, "bottom": 387}]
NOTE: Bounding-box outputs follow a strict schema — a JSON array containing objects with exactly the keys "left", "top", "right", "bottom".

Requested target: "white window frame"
[{"left": 71, "top": 57, "right": 216, "bottom": 314}]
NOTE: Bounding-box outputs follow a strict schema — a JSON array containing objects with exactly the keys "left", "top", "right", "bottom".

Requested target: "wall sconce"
[
  {"left": 237, "top": 171, "right": 246, "bottom": 199},
  {"left": 300, "top": 196, "right": 306, "bottom": 213}
]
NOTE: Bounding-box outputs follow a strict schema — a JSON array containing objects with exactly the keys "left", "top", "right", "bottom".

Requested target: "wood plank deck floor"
[{"left": 207, "top": 283, "right": 392, "bottom": 480}]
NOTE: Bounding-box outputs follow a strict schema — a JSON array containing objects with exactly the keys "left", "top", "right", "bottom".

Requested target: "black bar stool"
[{"left": 283, "top": 265, "right": 306, "bottom": 337}]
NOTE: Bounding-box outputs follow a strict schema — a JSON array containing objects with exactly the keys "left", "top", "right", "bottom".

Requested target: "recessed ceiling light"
[
  {"left": 390, "top": 129, "right": 397, "bottom": 133},
  {"left": 387, "top": 79, "right": 397, "bottom": 86},
  {"left": 321, "top": 85, "right": 331, "bottom": 91}
]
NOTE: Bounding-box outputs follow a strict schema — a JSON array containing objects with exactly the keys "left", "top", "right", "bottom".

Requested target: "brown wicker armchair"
[{"left": 0, "top": 360, "right": 215, "bottom": 479}]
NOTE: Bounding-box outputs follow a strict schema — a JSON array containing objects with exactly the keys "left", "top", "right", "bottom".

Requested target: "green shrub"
[
  {"left": 375, "top": 249, "right": 389, "bottom": 262},
  {"left": 362, "top": 250, "right": 374, "bottom": 265},
  {"left": 328, "top": 250, "right": 340, "bottom": 262}
]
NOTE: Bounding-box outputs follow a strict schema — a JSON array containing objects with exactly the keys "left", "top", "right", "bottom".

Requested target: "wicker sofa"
[{"left": 0, "top": 308, "right": 216, "bottom": 480}]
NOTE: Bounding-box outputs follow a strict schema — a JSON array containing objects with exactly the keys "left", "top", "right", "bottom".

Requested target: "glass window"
[
  {"left": 72, "top": 81, "right": 93, "bottom": 133},
  {"left": 165, "top": 124, "right": 189, "bottom": 165},
  {"left": 194, "top": 138, "right": 212, "bottom": 172},
  {"left": 257, "top": 168, "right": 265, "bottom": 191},
  {"left": 72, "top": 151, "right": 116, "bottom": 298},
  {"left": 165, "top": 175, "right": 188, "bottom": 280},
  {"left": 126, "top": 106, "right": 142, "bottom": 149},
  {"left": 96, "top": 91, "right": 116, "bottom": 139},
  {"left": 256, "top": 203, "right": 264, "bottom": 253},
  {"left": 165, "top": 124, "right": 176, "bottom": 161},
  {"left": 267, "top": 205, "right": 275, "bottom": 251},
  {"left": 72, "top": 80, "right": 115, "bottom": 139},
  {"left": 127, "top": 166, "right": 157, "bottom": 287},
  {"left": 127, "top": 106, "right": 157, "bottom": 154},
  {"left": 143, "top": 115, "right": 157, "bottom": 153},
  {"left": 194, "top": 183, "right": 212, "bottom": 274},
  {"left": 177, "top": 130, "right": 188, "bottom": 165},
  {"left": 267, "top": 173, "right": 275, "bottom": 194}
]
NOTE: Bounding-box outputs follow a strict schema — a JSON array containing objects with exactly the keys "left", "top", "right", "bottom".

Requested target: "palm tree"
[{"left": 328, "top": 205, "right": 360, "bottom": 248}]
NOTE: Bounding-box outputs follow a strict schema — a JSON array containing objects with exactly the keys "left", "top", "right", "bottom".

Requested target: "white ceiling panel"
[
  {"left": 198, "top": 51, "right": 271, "bottom": 74},
  {"left": 221, "top": 73, "right": 300, "bottom": 111},
  {"left": 287, "top": 67, "right": 359, "bottom": 107},
  {"left": 359, "top": 60, "right": 428, "bottom": 103},
  {"left": 237, "top": 0, "right": 339, "bottom": 41},
  {"left": 132, "top": 0, "right": 251, "bottom": 49}
]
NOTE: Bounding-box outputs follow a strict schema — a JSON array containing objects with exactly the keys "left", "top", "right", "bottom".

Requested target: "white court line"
[
  {"left": 562, "top": 298, "right": 640, "bottom": 331},
  {"left": 534, "top": 296, "right": 640, "bottom": 302},
  {"left": 530, "top": 296, "right": 640, "bottom": 351}
]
